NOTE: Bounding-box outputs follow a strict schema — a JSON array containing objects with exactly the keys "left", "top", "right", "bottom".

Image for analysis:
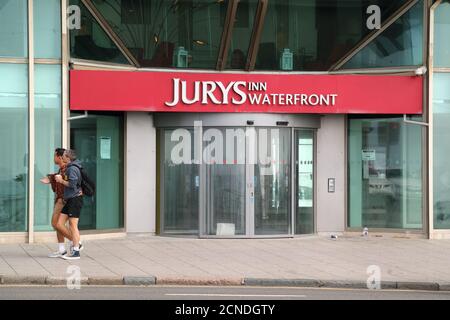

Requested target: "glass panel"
[
  {"left": 69, "top": 0, "right": 130, "bottom": 64},
  {"left": 91, "top": 0, "right": 228, "bottom": 69},
  {"left": 254, "top": 128, "right": 291, "bottom": 235},
  {"left": 255, "top": 0, "right": 410, "bottom": 71},
  {"left": 435, "top": 2, "right": 450, "bottom": 68},
  {"left": 204, "top": 128, "right": 246, "bottom": 236},
  {"left": 34, "top": 64, "right": 61, "bottom": 231},
  {"left": 433, "top": 73, "right": 450, "bottom": 229},
  {"left": 295, "top": 130, "right": 314, "bottom": 234},
  {"left": 342, "top": 1, "right": 423, "bottom": 69},
  {"left": 348, "top": 118, "right": 423, "bottom": 229},
  {"left": 0, "top": 63, "right": 28, "bottom": 232},
  {"left": 70, "top": 114, "right": 124, "bottom": 230},
  {"left": 34, "top": 0, "right": 61, "bottom": 59},
  {"left": 0, "top": 0, "right": 28, "bottom": 58},
  {"left": 162, "top": 129, "right": 199, "bottom": 234},
  {"left": 226, "top": 0, "right": 259, "bottom": 69}
]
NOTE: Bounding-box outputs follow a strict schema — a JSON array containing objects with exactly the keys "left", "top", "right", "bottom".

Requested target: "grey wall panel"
[
  {"left": 316, "top": 115, "right": 346, "bottom": 233},
  {"left": 126, "top": 113, "right": 156, "bottom": 233}
]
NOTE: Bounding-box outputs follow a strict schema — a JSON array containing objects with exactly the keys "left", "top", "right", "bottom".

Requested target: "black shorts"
[{"left": 61, "top": 196, "right": 83, "bottom": 218}]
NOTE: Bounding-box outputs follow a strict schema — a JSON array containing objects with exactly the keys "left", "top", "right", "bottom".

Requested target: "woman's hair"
[{"left": 55, "top": 148, "right": 66, "bottom": 157}]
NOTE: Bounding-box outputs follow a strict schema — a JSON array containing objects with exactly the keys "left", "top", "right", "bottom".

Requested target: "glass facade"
[
  {"left": 3, "top": 0, "right": 450, "bottom": 239},
  {"left": 88, "top": 0, "right": 228, "bottom": 68},
  {"left": 0, "top": 1, "right": 126, "bottom": 237},
  {"left": 256, "top": 0, "right": 408, "bottom": 71},
  {"left": 34, "top": 0, "right": 61, "bottom": 59},
  {"left": 343, "top": 1, "right": 423, "bottom": 69},
  {"left": 435, "top": 2, "right": 450, "bottom": 68},
  {"left": 0, "top": 64, "right": 28, "bottom": 232},
  {"left": 69, "top": 0, "right": 130, "bottom": 64},
  {"left": 0, "top": 0, "right": 28, "bottom": 58},
  {"left": 433, "top": 73, "right": 450, "bottom": 229},
  {"left": 348, "top": 117, "right": 423, "bottom": 229},
  {"left": 81, "top": 0, "right": 413, "bottom": 71},
  {"left": 34, "top": 64, "right": 61, "bottom": 231},
  {"left": 433, "top": 2, "right": 450, "bottom": 230}
]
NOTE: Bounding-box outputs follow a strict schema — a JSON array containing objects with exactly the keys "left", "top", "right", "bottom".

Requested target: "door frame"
[{"left": 155, "top": 113, "right": 320, "bottom": 238}]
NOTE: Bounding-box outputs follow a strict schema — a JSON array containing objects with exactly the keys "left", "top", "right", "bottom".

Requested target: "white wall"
[
  {"left": 125, "top": 113, "right": 156, "bottom": 233},
  {"left": 316, "top": 115, "right": 346, "bottom": 234}
]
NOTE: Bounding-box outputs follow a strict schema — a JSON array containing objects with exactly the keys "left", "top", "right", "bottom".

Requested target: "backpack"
[{"left": 72, "top": 163, "right": 96, "bottom": 197}]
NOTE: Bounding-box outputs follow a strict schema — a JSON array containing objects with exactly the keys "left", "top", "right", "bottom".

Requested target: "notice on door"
[
  {"left": 362, "top": 149, "right": 376, "bottom": 161},
  {"left": 100, "top": 137, "right": 111, "bottom": 160}
]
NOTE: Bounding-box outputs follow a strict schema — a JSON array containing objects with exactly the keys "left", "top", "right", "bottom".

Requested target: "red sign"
[{"left": 70, "top": 70, "right": 423, "bottom": 114}]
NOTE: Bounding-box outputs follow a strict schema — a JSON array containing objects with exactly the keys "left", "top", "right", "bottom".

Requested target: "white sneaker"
[{"left": 48, "top": 250, "right": 67, "bottom": 258}]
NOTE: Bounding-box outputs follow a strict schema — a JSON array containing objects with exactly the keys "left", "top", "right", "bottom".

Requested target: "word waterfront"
[{"left": 165, "top": 78, "right": 338, "bottom": 107}]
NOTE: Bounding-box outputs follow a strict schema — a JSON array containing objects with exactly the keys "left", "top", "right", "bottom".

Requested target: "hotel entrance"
[{"left": 157, "top": 114, "right": 318, "bottom": 237}]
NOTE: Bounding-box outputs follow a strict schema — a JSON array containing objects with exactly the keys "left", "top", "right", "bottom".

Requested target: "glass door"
[
  {"left": 295, "top": 130, "right": 315, "bottom": 234},
  {"left": 70, "top": 114, "right": 124, "bottom": 231},
  {"left": 253, "top": 128, "right": 291, "bottom": 235},
  {"left": 203, "top": 128, "right": 246, "bottom": 236},
  {"left": 196, "top": 127, "right": 314, "bottom": 237}
]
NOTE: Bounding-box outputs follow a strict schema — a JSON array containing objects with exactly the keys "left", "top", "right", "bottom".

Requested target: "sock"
[
  {"left": 73, "top": 246, "right": 80, "bottom": 252},
  {"left": 58, "top": 243, "right": 65, "bottom": 253},
  {"left": 69, "top": 241, "right": 73, "bottom": 247}
]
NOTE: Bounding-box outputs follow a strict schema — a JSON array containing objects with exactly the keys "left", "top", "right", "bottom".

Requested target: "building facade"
[{"left": 0, "top": 0, "right": 449, "bottom": 243}]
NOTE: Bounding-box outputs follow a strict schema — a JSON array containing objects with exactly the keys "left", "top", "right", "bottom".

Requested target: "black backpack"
[{"left": 72, "top": 163, "right": 96, "bottom": 197}]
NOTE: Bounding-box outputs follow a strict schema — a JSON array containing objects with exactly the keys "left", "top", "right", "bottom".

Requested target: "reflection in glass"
[
  {"left": 348, "top": 118, "right": 422, "bottom": 229},
  {"left": 296, "top": 130, "right": 314, "bottom": 234},
  {"left": 69, "top": 0, "right": 130, "bottom": 64},
  {"left": 89, "top": 0, "right": 228, "bottom": 69},
  {"left": 163, "top": 129, "right": 199, "bottom": 234},
  {"left": 255, "top": 0, "right": 410, "bottom": 71},
  {"left": 342, "top": 1, "right": 423, "bottom": 69},
  {"left": 0, "top": 64, "right": 28, "bottom": 232},
  {"left": 254, "top": 128, "right": 291, "bottom": 235},
  {"left": 433, "top": 73, "right": 450, "bottom": 229}
]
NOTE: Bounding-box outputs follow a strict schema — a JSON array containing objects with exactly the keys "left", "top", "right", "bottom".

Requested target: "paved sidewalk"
[{"left": 1, "top": 235, "right": 450, "bottom": 289}]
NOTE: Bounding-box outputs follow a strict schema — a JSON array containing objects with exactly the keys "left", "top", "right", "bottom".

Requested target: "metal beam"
[
  {"left": 216, "top": 0, "right": 239, "bottom": 70},
  {"left": 428, "top": 0, "right": 443, "bottom": 239},
  {"left": 27, "top": 0, "right": 35, "bottom": 244},
  {"left": 329, "top": 0, "right": 420, "bottom": 71},
  {"left": 246, "top": 0, "right": 268, "bottom": 71},
  {"left": 81, "top": 0, "right": 140, "bottom": 68}
]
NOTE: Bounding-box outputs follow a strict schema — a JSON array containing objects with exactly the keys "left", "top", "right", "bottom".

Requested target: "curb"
[
  {"left": 0, "top": 274, "right": 449, "bottom": 291},
  {"left": 243, "top": 278, "right": 448, "bottom": 291},
  {"left": 156, "top": 277, "right": 242, "bottom": 286},
  {"left": 123, "top": 276, "right": 156, "bottom": 286}
]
